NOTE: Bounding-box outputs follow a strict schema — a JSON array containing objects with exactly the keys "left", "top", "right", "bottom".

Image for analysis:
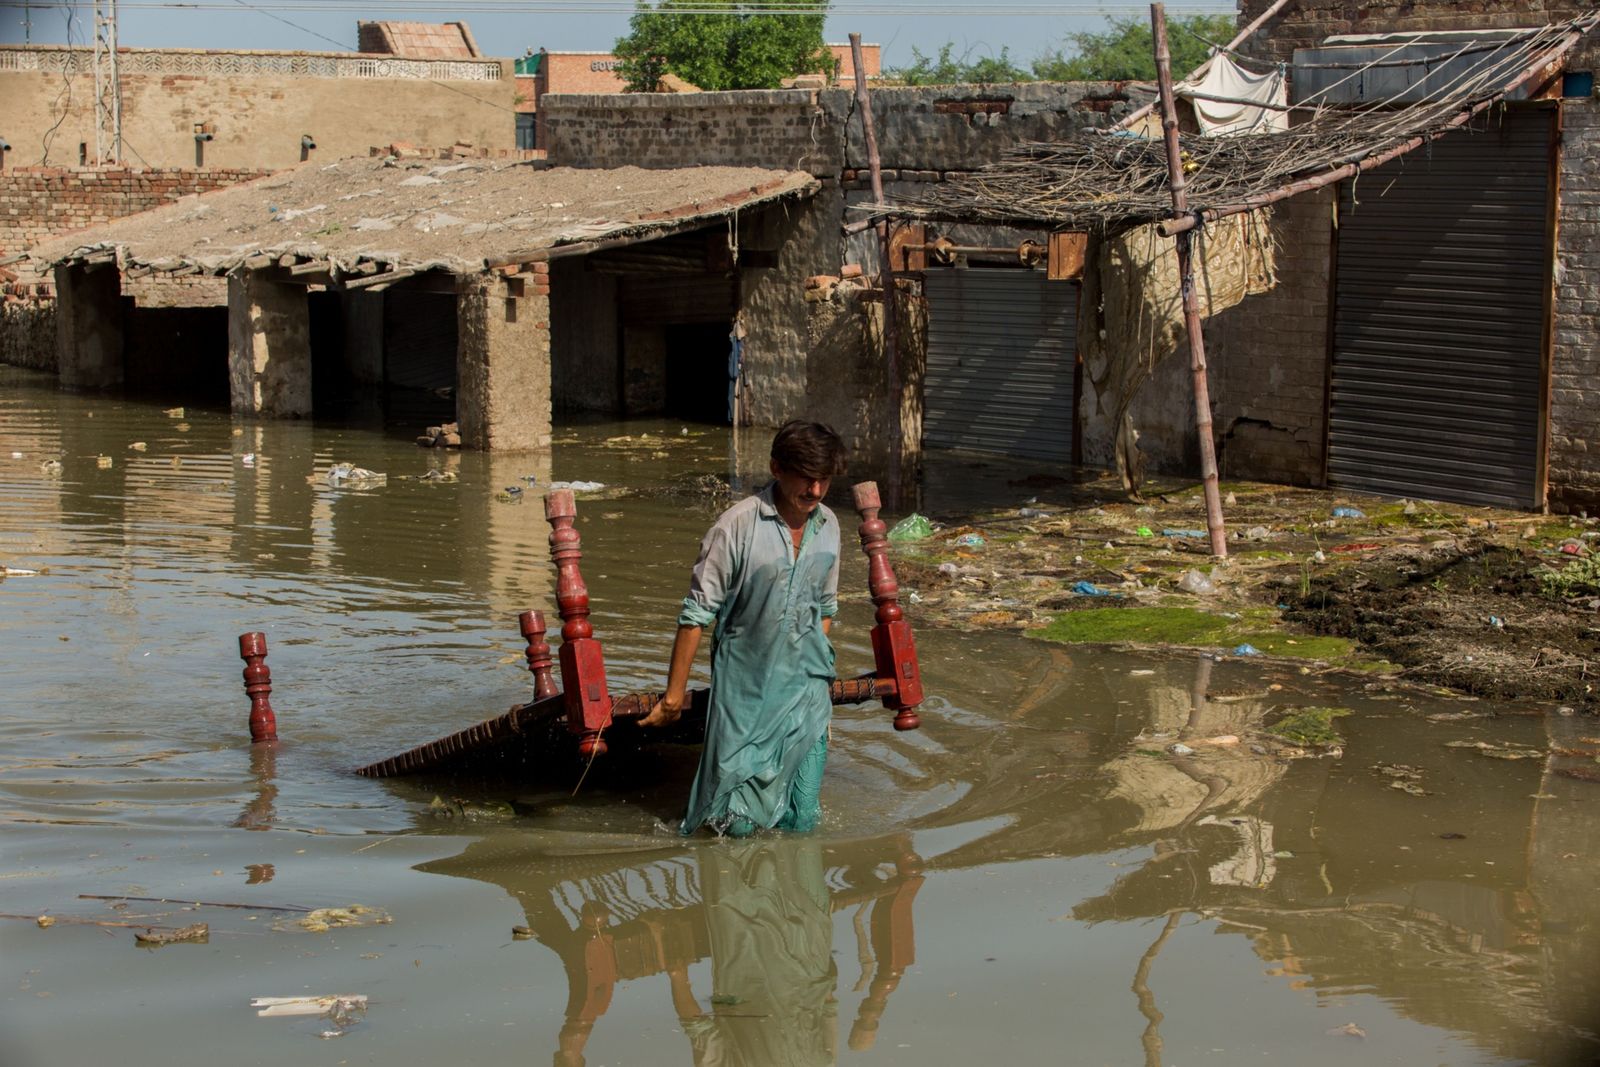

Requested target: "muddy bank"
[{"left": 883, "top": 473, "right": 1600, "bottom": 709}]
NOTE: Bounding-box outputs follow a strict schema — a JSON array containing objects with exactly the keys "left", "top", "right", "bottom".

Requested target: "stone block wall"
[
  {"left": 544, "top": 90, "right": 839, "bottom": 174},
  {"left": 0, "top": 299, "right": 56, "bottom": 370},
  {"left": 1551, "top": 96, "right": 1600, "bottom": 513},
  {"left": 542, "top": 82, "right": 1129, "bottom": 178}
]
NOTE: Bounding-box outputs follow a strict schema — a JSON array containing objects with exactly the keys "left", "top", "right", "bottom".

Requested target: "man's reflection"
[{"left": 506, "top": 834, "right": 922, "bottom": 1067}]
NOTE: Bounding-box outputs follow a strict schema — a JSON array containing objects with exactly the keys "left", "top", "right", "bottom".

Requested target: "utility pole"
[
  {"left": 1152, "top": 2, "right": 1228, "bottom": 557},
  {"left": 91, "top": 0, "right": 122, "bottom": 163},
  {"left": 22, "top": 1, "right": 32, "bottom": 45}
]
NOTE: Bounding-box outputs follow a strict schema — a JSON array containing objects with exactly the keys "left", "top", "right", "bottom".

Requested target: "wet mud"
[{"left": 886, "top": 473, "right": 1600, "bottom": 709}]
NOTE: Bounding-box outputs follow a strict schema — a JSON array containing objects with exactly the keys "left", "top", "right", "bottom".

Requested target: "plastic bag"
[
  {"left": 887, "top": 513, "right": 934, "bottom": 542},
  {"left": 1177, "top": 569, "right": 1215, "bottom": 595}
]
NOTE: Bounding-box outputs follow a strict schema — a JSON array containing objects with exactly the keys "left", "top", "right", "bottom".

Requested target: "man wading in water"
[{"left": 640, "top": 420, "right": 847, "bottom": 836}]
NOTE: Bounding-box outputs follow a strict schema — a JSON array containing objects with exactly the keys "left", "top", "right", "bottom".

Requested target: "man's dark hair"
[{"left": 771, "top": 420, "right": 848, "bottom": 479}]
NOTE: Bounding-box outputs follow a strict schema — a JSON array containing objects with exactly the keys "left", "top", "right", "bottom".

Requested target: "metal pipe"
[{"left": 1154, "top": 2, "right": 1228, "bottom": 557}]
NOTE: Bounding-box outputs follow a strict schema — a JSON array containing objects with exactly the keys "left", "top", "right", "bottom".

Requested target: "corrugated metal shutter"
[
  {"left": 1328, "top": 111, "right": 1552, "bottom": 507},
  {"left": 923, "top": 268, "right": 1076, "bottom": 461}
]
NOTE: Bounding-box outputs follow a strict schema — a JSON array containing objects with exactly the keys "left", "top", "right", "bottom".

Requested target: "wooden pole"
[
  {"left": 1111, "top": 0, "right": 1294, "bottom": 133},
  {"left": 1153, "top": 2, "right": 1227, "bottom": 557},
  {"left": 850, "top": 32, "right": 903, "bottom": 502}
]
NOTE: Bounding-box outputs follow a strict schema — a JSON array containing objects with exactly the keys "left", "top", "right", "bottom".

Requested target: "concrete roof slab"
[{"left": 28, "top": 158, "right": 818, "bottom": 278}]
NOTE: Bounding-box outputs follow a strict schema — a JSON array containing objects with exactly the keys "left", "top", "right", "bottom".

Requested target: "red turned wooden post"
[
  {"left": 545, "top": 490, "right": 612, "bottom": 757},
  {"left": 851, "top": 481, "right": 923, "bottom": 730},
  {"left": 519, "top": 609, "right": 560, "bottom": 700},
  {"left": 238, "top": 631, "right": 278, "bottom": 743}
]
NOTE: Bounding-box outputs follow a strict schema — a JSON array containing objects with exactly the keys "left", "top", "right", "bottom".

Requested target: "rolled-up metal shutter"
[
  {"left": 923, "top": 268, "right": 1077, "bottom": 461},
  {"left": 1328, "top": 110, "right": 1552, "bottom": 507}
]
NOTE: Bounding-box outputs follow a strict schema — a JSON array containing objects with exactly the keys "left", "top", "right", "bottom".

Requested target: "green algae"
[
  {"left": 1029, "top": 606, "right": 1373, "bottom": 666},
  {"left": 1264, "top": 706, "right": 1351, "bottom": 747}
]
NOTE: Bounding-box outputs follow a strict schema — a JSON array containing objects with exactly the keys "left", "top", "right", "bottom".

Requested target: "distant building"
[
  {"left": 518, "top": 44, "right": 881, "bottom": 150},
  {"left": 0, "top": 22, "right": 514, "bottom": 171},
  {"left": 357, "top": 20, "right": 482, "bottom": 58}
]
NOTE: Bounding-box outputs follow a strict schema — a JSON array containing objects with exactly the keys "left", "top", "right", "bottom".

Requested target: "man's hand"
[
  {"left": 640, "top": 692, "right": 685, "bottom": 729},
  {"left": 643, "top": 624, "right": 703, "bottom": 728}
]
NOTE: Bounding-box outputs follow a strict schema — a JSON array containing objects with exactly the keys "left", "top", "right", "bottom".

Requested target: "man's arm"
[{"left": 641, "top": 624, "right": 702, "bottom": 727}]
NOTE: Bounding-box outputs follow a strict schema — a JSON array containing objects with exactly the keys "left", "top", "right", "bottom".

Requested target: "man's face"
[{"left": 770, "top": 462, "right": 830, "bottom": 516}]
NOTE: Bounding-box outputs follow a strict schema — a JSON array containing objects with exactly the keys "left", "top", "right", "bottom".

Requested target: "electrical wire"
[
  {"left": 5, "top": 0, "right": 1239, "bottom": 14},
  {"left": 39, "top": 0, "right": 79, "bottom": 165}
]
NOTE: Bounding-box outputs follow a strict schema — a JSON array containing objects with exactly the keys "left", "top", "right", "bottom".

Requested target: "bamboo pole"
[
  {"left": 850, "top": 31, "right": 903, "bottom": 502},
  {"left": 1157, "top": 17, "right": 1591, "bottom": 237},
  {"left": 1111, "top": 0, "right": 1295, "bottom": 133},
  {"left": 1154, "top": 2, "right": 1227, "bottom": 557}
]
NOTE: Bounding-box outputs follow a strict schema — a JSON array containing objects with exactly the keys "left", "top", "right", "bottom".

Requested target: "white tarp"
[{"left": 1183, "top": 55, "right": 1289, "bottom": 136}]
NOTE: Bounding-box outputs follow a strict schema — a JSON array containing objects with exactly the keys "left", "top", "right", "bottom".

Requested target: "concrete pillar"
[
  {"left": 54, "top": 264, "right": 124, "bottom": 390},
  {"left": 341, "top": 290, "right": 385, "bottom": 386},
  {"left": 228, "top": 271, "right": 312, "bottom": 417},
  {"left": 456, "top": 272, "right": 552, "bottom": 451}
]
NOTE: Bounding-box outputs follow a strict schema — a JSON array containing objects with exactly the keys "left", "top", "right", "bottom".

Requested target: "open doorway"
[{"left": 663, "top": 321, "right": 733, "bottom": 424}]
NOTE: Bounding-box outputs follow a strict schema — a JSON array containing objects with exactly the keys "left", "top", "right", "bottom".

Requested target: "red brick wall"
[
  {"left": 541, "top": 53, "right": 629, "bottom": 96},
  {"left": 0, "top": 166, "right": 269, "bottom": 255},
  {"left": 828, "top": 43, "right": 881, "bottom": 82}
]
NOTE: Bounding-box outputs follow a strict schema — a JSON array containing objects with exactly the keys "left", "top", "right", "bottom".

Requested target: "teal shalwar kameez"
[{"left": 678, "top": 483, "right": 840, "bottom": 836}]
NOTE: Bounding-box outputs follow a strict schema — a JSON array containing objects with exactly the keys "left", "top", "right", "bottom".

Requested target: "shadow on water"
[{"left": 2, "top": 366, "right": 1600, "bottom": 1066}]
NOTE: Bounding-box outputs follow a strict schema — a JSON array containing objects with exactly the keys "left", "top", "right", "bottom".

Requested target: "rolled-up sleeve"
[
  {"left": 820, "top": 521, "right": 840, "bottom": 619},
  {"left": 677, "top": 521, "right": 734, "bottom": 628}
]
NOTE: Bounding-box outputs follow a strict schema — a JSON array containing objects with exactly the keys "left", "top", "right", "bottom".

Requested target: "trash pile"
[{"left": 877, "top": 474, "right": 1599, "bottom": 708}]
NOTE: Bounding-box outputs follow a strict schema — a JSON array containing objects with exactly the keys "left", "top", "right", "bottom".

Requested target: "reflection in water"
[
  {"left": 5, "top": 369, "right": 1600, "bottom": 1066},
  {"left": 420, "top": 833, "right": 922, "bottom": 1066}
]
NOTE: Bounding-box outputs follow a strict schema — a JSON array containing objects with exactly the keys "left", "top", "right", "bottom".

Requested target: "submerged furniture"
[{"left": 340, "top": 481, "right": 924, "bottom": 780}]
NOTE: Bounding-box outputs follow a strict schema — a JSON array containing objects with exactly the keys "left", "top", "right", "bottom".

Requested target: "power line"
[{"left": 6, "top": 0, "right": 1238, "bottom": 12}]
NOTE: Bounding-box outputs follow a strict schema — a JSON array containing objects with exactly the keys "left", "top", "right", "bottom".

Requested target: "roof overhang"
[{"left": 27, "top": 159, "right": 819, "bottom": 284}]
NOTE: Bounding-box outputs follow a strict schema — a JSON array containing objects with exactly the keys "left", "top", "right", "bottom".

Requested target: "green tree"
[
  {"left": 884, "top": 43, "right": 1027, "bottom": 86},
  {"left": 1031, "top": 13, "right": 1236, "bottom": 82},
  {"left": 613, "top": 0, "right": 830, "bottom": 92}
]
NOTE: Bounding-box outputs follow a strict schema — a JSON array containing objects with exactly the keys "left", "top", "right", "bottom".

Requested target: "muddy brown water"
[{"left": 3, "top": 366, "right": 1598, "bottom": 1066}]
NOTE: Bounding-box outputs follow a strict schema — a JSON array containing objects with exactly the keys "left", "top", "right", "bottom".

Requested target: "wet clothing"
[{"left": 678, "top": 483, "right": 840, "bottom": 835}]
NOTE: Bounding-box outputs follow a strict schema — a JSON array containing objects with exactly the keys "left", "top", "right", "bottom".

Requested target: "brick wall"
[
  {"left": 1205, "top": 189, "right": 1334, "bottom": 487},
  {"left": 543, "top": 83, "right": 1124, "bottom": 176},
  {"left": 540, "top": 53, "right": 629, "bottom": 96},
  {"left": 544, "top": 90, "right": 839, "bottom": 173},
  {"left": 0, "top": 166, "right": 269, "bottom": 254},
  {"left": 1551, "top": 97, "right": 1600, "bottom": 513},
  {"left": 827, "top": 43, "right": 881, "bottom": 83}
]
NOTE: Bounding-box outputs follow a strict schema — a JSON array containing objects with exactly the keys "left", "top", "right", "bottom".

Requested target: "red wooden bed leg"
[
  {"left": 519, "top": 609, "right": 560, "bottom": 701},
  {"left": 545, "top": 490, "right": 612, "bottom": 758},
  {"left": 238, "top": 631, "right": 278, "bottom": 743},
  {"left": 851, "top": 482, "right": 924, "bottom": 731}
]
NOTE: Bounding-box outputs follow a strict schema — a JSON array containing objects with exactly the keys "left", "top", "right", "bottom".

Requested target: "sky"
[{"left": 0, "top": 0, "right": 1236, "bottom": 72}]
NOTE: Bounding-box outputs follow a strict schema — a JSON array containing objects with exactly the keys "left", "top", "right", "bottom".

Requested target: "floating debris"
[
  {"left": 1444, "top": 740, "right": 1544, "bottom": 760},
  {"left": 135, "top": 922, "right": 209, "bottom": 947},
  {"left": 326, "top": 463, "right": 387, "bottom": 489}
]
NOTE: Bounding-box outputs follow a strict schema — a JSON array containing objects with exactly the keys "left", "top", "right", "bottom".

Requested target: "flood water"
[{"left": 3, "top": 365, "right": 1598, "bottom": 1067}]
